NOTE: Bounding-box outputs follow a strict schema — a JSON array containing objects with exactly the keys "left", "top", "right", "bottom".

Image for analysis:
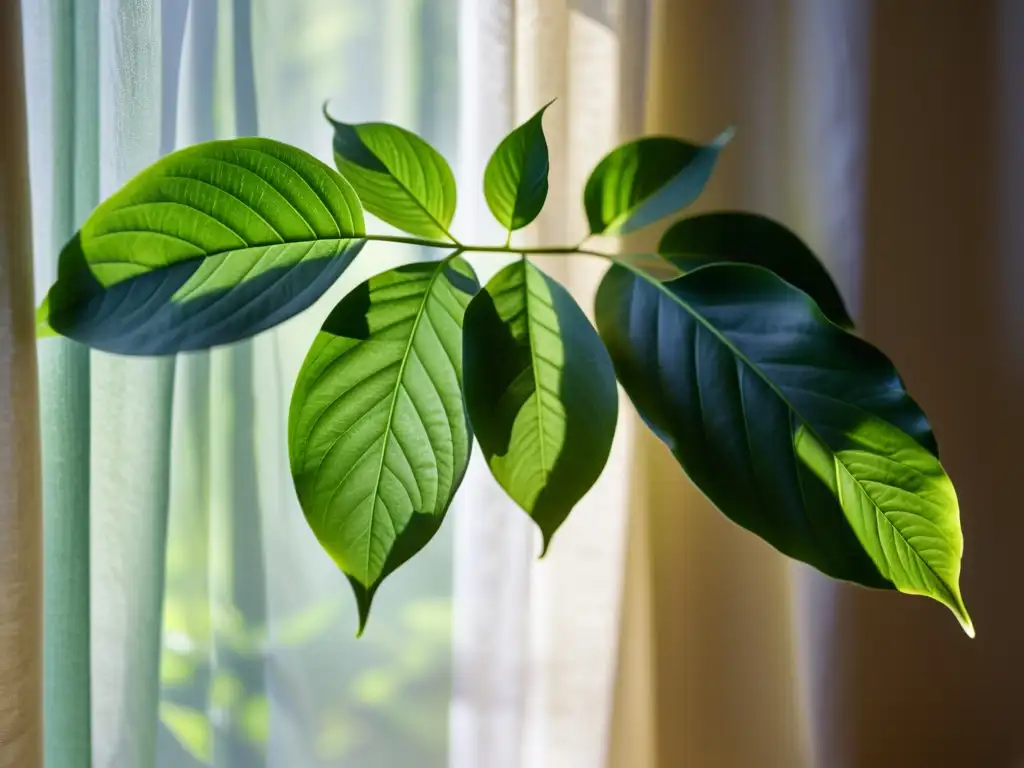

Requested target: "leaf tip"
[
  {"left": 347, "top": 574, "right": 376, "bottom": 638},
  {"left": 538, "top": 535, "right": 552, "bottom": 560},
  {"left": 953, "top": 602, "right": 975, "bottom": 638},
  {"left": 713, "top": 125, "right": 737, "bottom": 149},
  {"left": 322, "top": 100, "right": 340, "bottom": 127},
  {"left": 35, "top": 296, "right": 58, "bottom": 340}
]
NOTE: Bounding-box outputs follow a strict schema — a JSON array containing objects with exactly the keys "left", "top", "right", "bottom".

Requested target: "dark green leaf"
[
  {"left": 463, "top": 259, "right": 618, "bottom": 551},
  {"left": 289, "top": 255, "right": 478, "bottom": 633},
  {"left": 38, "top": 138, "right": 365, "bottom": 354},
  {"left": 583, "top": 128, "right": 732, "bottom": 236},
  {"left": 659, "top": 212, "right": 854, "bottom": 328},
  {"left": 326, "top": 110, "right": 457, "bottom": 241},
  {"left": 483, "top": 102, "right": 552, "bottom": 235},
  {"left": 596, "top": 263, "right": 972, "bottom": 635}
]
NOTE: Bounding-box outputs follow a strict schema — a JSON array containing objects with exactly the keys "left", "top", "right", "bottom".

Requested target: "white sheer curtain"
[
  {"left": 451, "top": 2, "right": 649, "bottom": 767},
  {"left": 17, "top": 0, "right": 637, "bottom": 766}
]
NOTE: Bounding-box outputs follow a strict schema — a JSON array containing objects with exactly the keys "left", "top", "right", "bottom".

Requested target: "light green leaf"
[
  {"left": 596, "top": 263, "right": 971, "bottom": 634},
  {"left": 659, "top": 211, "right": 854, "bottom": 328},
  {"left": 326, "top": 109, "right": 457, "bottom": 241},
  {"left": 38, "top": 138, "right": 365, "bottom": 354},
  {"left": 483, "top": 102, "right": 552, "bottom": 236},
  {"left": 160, "top": 703, "right": 212, "bottom": 763},
  {"left": 463, "top": 259, "right": 618, "bottom": 550},
  {"left": 584, "top": 128, "right": 732, "bottom": 236},
  {"left": 289, "top": 255, "right": 479, "bottom": 633},
  {"left": 35, "top": 297, "right": 57, "bottom": 338}
]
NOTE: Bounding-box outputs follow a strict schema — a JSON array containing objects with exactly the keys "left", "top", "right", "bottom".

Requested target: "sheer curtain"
[
  {"left": 451, "top": 1, "right": 648, "bottom": 767},
  {"left": 16, "top": 0, "right": 640, "bottom": 766}
]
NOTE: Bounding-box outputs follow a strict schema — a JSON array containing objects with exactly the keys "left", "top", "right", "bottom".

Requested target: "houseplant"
[{"left": 36, "top": 103, "right": 972, "bottom": 637}]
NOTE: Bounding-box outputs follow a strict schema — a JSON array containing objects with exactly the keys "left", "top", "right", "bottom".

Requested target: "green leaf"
[
  {"left": 583, "top": 128, "right": 732, "bottom": 236},
  {"left": 463, "top": 259, "right": 618, "bottom": 551},
  {"left": 38, "top": 138, "right": 365, "bottom": 354},
  {"left": 659, "top": 212, "right": 854, "bottom": 328},
  {"left": 35, "top": 298, "right": 57, "bottom": 339},
  {"left": 289, "top": 255, "right": 478, "bottom": 634},
  {"left": 483, "top": 102, "right": 553, "bottom": 236},
  {"left": 596, "top": 263, "right": 972, "bottom": 635},
  {"left": 325, "top": 109, "right": 457, "bottom": 241}
]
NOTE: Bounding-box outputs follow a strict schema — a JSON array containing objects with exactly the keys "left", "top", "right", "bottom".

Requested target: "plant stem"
[
  {"left": 362, "top": 232, "right": 604, "bottom": 257},
  {"left": 358, "top": 233, "right": 671, "bottom": 287}
]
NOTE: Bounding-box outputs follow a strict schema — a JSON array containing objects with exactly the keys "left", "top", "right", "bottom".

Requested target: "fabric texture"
[
  {"left": 0, "top": 1, "right": 42, "bottom": 765},
  {"left": 450, "top": 2, "right": 649, "bottom": 767},
  {"left": 610, "top": 1, "right": 1024, "bottom": 766},
  {"left": 12, "top": 1, "right": 1024, "bottom": 767}
]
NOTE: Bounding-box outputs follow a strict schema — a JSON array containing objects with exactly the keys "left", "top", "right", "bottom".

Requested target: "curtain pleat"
[
  {"left": 0, "top": 1, "right": 42, "bottom": 765},
  {"left": 89, "top": 2, "right": 176, "bottom": 766},
  {"left": 36, "top": 0, "right": 99, "bottom": 763},
  {"left": 450, "top": 3, "right": 533, "bottom": 768},
  {"left": 818, "top": 2, "right": 1024, "bottom": 764},
  {"left": 613, "top": 1, "right": 876, "bottom": 765},
  {"left": 452, "top": 3, "right": 649, "bottom": 767}
]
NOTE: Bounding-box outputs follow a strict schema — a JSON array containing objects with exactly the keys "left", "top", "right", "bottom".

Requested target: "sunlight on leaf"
[
  {"left": 584, "top": 128, "right": 732, "bottom": 235},
  {"left": 597, "top": 262, "right": 970, "bottom": 633},
  {"left": 464, "top": 258, "right": 617, "bottom": 552},
  {"left": 160, "top": 703, "right": 212, "bottom": 764},
  {"left": 38, "top": 138, "right": 365, "bottom": 354},
  {"left": 289, "top": 255, "right": 478, "bottom": 633}
]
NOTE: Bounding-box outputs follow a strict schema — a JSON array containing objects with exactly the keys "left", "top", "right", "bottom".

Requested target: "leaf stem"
[
  {"left": 362, "top": 232, "right": 599, "bottom": 257},
  {"left": 359, "top": 234, "right": 676, "bottom": 284}
]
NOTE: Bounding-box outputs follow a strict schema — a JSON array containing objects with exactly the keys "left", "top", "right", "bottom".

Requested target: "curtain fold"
[
  {"left": 0, "top": 1, "right": 42, "bottom": 765},
  {"left": 452, "top": 3, "right": 650, "bottom": 767},
  {"left": 30, "top": 0, "right": 99, "bottom": 762},
  {"left": 611, "top": 0, "right": 874, "bottom": 765},
  {"left": 614, "top": 2, "right": 1024, "bottom": 767}
]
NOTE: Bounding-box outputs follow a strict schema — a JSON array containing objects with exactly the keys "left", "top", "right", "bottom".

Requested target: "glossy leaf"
[
  {"left": 483, "top": 102, "right": 552, "bottom": 235},
  {"left": 463, "top": 259, "right": 618, "bottom": 550},
  {"left": 289, "top": 255, "right": 478, "bottom": 633},
  {"left": 596, "top": 263, "right": 972, "bottom": 634},
  {"left": 583, "top": 128, "right": 732, "bottom": 236},
  {"left": 38, "top": 138, "right": 365, "bottom": 354},
  {"left": 326, "top": 110, "right": 457, "bottom": 241},
  {"left": 659, "top": 211, "right": 854, "bottom": 328}
]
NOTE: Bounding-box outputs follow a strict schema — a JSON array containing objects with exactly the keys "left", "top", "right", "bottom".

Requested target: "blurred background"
[{"left": 2, "top": 0, "right": 1022, "bottom": 767}]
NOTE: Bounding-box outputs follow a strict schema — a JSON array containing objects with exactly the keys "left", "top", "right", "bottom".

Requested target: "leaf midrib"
[
  {"left": 364, "top": 257, "right": 451, "bottom": 583},
  {"left": 521, "top": 260, "right": 550, "bottom": 489},
  {"left": 86, "top": 236, "right": 365, "bottom": 281},
  {"left": 640, "top": 269, "right": 955, "bottom": 601}
]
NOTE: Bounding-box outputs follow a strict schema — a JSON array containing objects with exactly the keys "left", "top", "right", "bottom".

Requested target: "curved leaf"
[
  {"left": 596, "top": 263, "right": 972, "bottom": 635},
  {"left": 39, "top": 138, "right": 365, "bottom": 354},
  {"left": 659, "top": 211, "right": 854, "bottom": 328},
  {"left": 463, "top": 259, "right": 617, "bottom": 550},
  {"left": 326, "top": 111, "right": 457, "bottom": 241},
  {"left": 483, "top": 102, "right": 552, "bottom": 235},
  {"left": 583, "top": 128, "right": 732, "bottom": 236},
  {"left": 289, "top": 255, "right": 478, "bottom": 633}
]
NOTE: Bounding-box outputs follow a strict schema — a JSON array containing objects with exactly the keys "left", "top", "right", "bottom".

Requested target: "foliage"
[{"left": 37, "top": 103, "right": 973, "bottom": 637}]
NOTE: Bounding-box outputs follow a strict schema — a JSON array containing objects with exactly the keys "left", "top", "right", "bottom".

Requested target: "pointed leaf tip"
[
  {"left": 484, "top": 103, "right": 554, "bottom": 233},
  {"left": 290, "top": 257, "right": 477, "bottom": 634}
]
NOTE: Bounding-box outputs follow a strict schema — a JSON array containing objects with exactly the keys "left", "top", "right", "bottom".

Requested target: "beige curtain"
[
  {"left": 612, "top": 1, "right": 1024, "bottom": 767},
  {"left": 0, "top": 1, "right": 42, "bottom": 766}
]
